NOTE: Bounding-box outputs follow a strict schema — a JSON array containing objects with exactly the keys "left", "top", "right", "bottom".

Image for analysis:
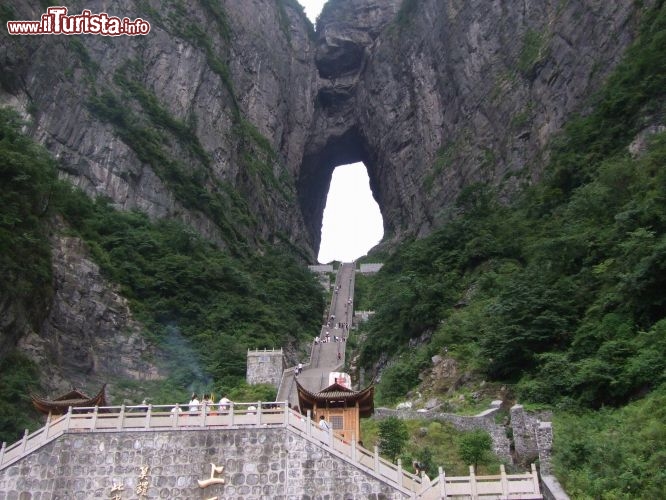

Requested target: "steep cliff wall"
[
  {"left": 16, "top": 226, "right": 164, "bottom": 394},
  {"left": 298, "top": 0, "right": 402, "bottom": 250},
  {"left": 1, "top": 0, "right": 316, "bottom": 255},
  {"left": 299, "top": 0, "right": 651, "bottom": 247},
  {"left": 0, "top": 0, "right": 318, "bottom": 395},
  {"left": 1, "top": 0, "right": 651, "bottom": 258}
]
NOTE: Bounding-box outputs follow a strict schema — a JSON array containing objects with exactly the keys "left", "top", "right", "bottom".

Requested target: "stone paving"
[{"left": 280, "top": 262, "right": 356, "bottom": 408}]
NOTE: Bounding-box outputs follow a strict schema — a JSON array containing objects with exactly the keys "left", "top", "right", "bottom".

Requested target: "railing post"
[
  {"left": 257, "top": 401, "right": 262, "bottom": 425},
  {"left": 469, "top": 465, "right": 477, "bottom": 499},
  {"left": 397, "top": 458, "right": 403, "bottom": 488},
  {"left": 283, "top": 402, "right": 289, "bottom": 426},
  {"left": 500, "top": 464, "right": 509, "bottom": 496},
  {"left": 439, "top": 467, "right": 447, "bottom": 498},
  {"left": 351, "top": 438, "right": 357, "bottom": 462},
  {"left": 374, "top": 446, "right": 380, "bottom": 473},
  {"left": 65, "top": 406, "right": 73, "bottom": 431},
  {"left": 92, "top": 406, "right": 99, "bottom": 430},
  {"left": 45, "top": 412, "right": 53, "bottom": 439},
  {"left": 229, "top": 402, "right": 235, "bottom": 426},
  {"left": 306, "top": 410, "right": 311, "bottom": 437},
  {"left": 20, "top": 429, "right": 29, "bottom": 453},
  {"left": 202, "top": 404, "right": 207, "bottom": 427},
  {"left": 146, "top": 405, "right": 152, "bottom": 429},
  {"left": 531, "top": 463, "right": 540, "bottom": 494},
  {"left": 118, "top": 405, "right": 126, "bottom": 430},
  {"left": 0, "top": 442, "right": 5, "bottom": 466}
]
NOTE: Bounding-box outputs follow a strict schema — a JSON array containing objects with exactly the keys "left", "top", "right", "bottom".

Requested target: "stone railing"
[
  {"left": 0, "top": 402, "right": 542, "bottom": 498},
  {"left": 416, "top": 464, "right": 542, "bottom": 500}
]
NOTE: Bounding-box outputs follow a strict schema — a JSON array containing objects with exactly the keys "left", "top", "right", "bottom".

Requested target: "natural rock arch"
[
  {"left": 296, "top": 0, "right": 401, "bottom": 254},
  {"left": 297, "top": 126, "right": 384, "bottom": 254},
  {"left": 295, "top": 0, "right": 642, "bottom": 257}
]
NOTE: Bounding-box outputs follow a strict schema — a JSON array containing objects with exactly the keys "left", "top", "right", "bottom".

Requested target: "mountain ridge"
[{"left": 0, "top": 0, "right": 658, "bottom": 462}]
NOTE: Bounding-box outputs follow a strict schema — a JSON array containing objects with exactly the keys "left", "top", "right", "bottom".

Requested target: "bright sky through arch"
[
  {"left": 298, "top": 0, "right": 327, "bottom": 23},
  {"left": 317, "top": 163, "right": 384, "bottom": 264},
  {"left": 296, "top": 2, "right": 384, "bottom": 263}
]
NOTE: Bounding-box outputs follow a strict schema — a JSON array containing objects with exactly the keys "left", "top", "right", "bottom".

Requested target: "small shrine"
[
  {"left": 296, "top": 379, "right": 374, "bottom": 443},
  {"left": 31, "top": 385, "right": 107, "bottom": 417}
]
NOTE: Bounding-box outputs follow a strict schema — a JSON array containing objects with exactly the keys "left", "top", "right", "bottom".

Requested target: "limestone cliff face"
[
  {"left": 1, "top": 0, "right": 316, "bottom": 254},
  {"left": 299, "top": 0, "right": 652, "bottom": 247},
  {"left": 0, "top": 0, "right": 652, "bottom": 393},
  {"left": 1, "top": 0, "right": 650, "bottom": 256},
  {"left": 17, "top": 225, "right": 163, "bottom": 396},
  {"left": 298, "top": 0, "right": 402, "bottom": 250},
  {"left": 1, "top": 0, "right": 318, "bottom": 394}
]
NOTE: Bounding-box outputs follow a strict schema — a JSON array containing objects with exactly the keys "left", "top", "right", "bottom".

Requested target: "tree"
[
  {"left": 459, "top": 430, "right": 492, "bottom": 471},
  {"left": 378, "top": 416, "right": 409, "bottom": 462}
]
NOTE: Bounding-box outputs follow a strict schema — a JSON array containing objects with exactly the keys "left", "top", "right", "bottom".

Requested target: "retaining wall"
[
  {"left": 0, "top": 427, "right": 408, "bottom": 499},
  {"left": 373, "top": 407, "right": 512, "bottom": 463}
]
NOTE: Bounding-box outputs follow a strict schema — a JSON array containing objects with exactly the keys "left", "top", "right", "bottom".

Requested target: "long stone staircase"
[
  {"left": 277, "top": 261, "right": 355, "bottom": 408},
  {"left": 0, "top": 262, "right": 543, "bottom": 498}
]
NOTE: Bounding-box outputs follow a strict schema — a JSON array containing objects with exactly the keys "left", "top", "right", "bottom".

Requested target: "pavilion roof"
[
  {"left": 31, "top": 384, "right": 107, "bottom": 415},
  {"left": 296, "top": 381, "right": 374, "bottom": 417}
]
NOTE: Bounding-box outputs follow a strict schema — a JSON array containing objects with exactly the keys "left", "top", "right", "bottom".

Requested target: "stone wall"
[
  {"left": 358, "top": 263, "right": 383, "bottom": 274},
  {"left": 510, "top": 404, "right": 539, "bottom": 463},
  {"left": 374, "top": 407, "right": 512, "bottom": 463},
  {"left": 308, "top": 265, "right": 334, "bottom": 273},
  {"left": 536, "top": 422, "right": 554, "bottom": 474},
  {"left": 0, "top": 428, "right": 409, "bottom": 499},
  {"left": 375, "top": 404, "right": 558, "bottom": 473},
  {"left": 541, "top": 474, "right": 571, "bottom": 500},
  {"left": 246, "top": 349, "right": 284, "bottom": 389}
]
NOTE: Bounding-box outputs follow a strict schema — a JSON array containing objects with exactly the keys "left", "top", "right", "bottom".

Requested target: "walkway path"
[{"left": 277, "top": 262, "right": 355, "bottom": 408}]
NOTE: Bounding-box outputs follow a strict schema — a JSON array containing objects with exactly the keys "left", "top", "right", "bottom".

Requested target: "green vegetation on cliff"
[
  {"left": 361, "top": 418, "right": 502, "bottom": 478},
  {"left": 59, "top": 189, "right": 324, "bottom": 391},
  {"left": 0, "top": 108, "right": 56, "bottom": 325},
  {"left": 360, "top": 2, "right": 666, "bottom": 496},
  {"left": 0, "top": 353, "right": 41, "bottom": 444},
  {"left": 0, "top": 108, "right": 324, "bottom": 442},
  {"left": 553, "top": 385, "right": 666, "bottom": 498},
  {"left": 0, "top": 107, "right": 60, "bottom": 442}
]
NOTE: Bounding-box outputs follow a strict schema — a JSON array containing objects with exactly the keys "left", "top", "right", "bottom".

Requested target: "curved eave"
[
  {"left": 296, "top": 381, "right": 374, "bottom": 417},
  {"left": 31, "top": 385, "right": 107, "bottom": 415}
]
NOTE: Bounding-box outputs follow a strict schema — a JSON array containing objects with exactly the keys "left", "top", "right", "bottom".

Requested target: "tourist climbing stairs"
[{"left": 276, "top": 262, "right": 355, "bottom": 408}]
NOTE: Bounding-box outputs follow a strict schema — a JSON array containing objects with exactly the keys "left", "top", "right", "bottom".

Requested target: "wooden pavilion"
[
  {"left": 31, "top": 385, "right": 107, "bottom": 417},
  {"left": 296, "top": 380, "right": 374, "bottom": 443}
]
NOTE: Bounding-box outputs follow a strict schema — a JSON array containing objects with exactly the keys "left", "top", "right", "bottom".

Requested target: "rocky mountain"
[
  {"left": 2, "top": 0, "right": 317, "bottom": 255},
  {"left": 18, "top": 224, "right": 163, "bottom": 390},
  {"left": 0, "top": 0, "right": 653, "bottom": 395},
  {"left": 303, "top": 0, "right": 651, "bottom": 247}
]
